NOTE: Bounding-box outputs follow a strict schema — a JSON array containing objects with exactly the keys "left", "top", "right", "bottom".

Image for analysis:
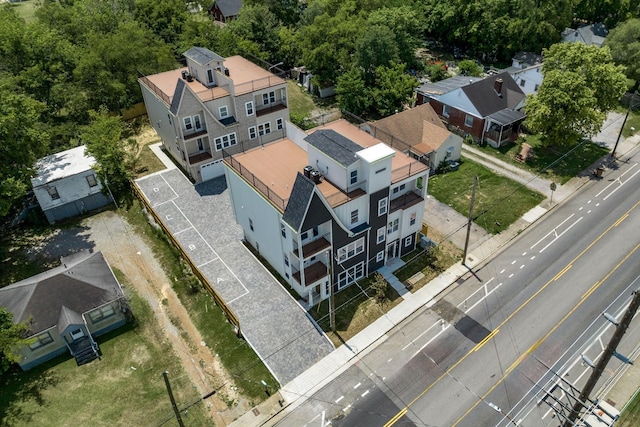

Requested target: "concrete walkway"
[{"left": 231, "top": 129, "right": 640, "bottom": 426}]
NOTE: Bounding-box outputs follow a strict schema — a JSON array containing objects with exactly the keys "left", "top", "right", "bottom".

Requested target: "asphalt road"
[{"left": 277, "top": 156, "right": 640, "bottom": 426}]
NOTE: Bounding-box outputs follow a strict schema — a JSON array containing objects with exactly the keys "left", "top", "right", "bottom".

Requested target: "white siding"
[
  {"left": 333, "top": 196, "right": 370, "bottom": 229},
  {"left": 34, "top": 170, "right": 104, "bottom": 212}
]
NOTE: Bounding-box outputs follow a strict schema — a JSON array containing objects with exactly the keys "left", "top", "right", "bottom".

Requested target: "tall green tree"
[
  {"left": 525, "top": 43, "right": 627, "bottom": 145},
  {"left": 336, "top": 68, "right": 371, "bottom": 115},
  {"left": 367, "top": 5, "right": 424, "bottom": 67},
  {"left": 134, "top": 0, "right": 189, "bottom": 48},
  {"left": 370, "top": 62, "right": 419, "bottom": 117},
  {"left": 80, "top": 108, "right": 134, "bottom": 203},
  {"left": 605, "top": 18, "right": 640, "bottom": 90},
  {"left": 226, "top": 4, "right": 282, "bottom": 61},
  {"left": 0, "top": 75, "right": 49, "bottom": 217},
  {"left": 355, "top": 25, "right": 399, "bottom": 83},
  {"left": 0, "top": 308, "right": 29, "bottom": 374}
]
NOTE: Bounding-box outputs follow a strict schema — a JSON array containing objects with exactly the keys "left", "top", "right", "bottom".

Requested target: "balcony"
[
  {"left": 293, "top": 261, "right": 328, "bottom": 286},
  {"left": 256, "top": 101, "right": 287, "bottom": 117},
  {"left": 188, "top": 151, "right": 212, "bottom": 164},
  {"left": 183, "top": 128, "right": 208, "bottom": 141},
  {"left": 293, "top": 236, "right": 331, "bottom": 259},
  {"left": 390, "top": 191, "right": 424, "bottom": 213}
]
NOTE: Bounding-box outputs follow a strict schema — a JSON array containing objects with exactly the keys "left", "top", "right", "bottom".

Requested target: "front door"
[{"left": 386, "top": 240, "right": 398, "bottom": 262}]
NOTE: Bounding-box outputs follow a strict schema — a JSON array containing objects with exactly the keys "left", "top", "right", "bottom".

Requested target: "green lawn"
[
  {"left": 623, "top": 110, "right": 640, "bottom": 138},
  {"left": 472, "top": 136, "right": 610, "bottom": 184},
  {"left": 428, "top": 158, "right": 545, "bottom": 234},
  {"left": 617, "top": 388, "right": 640, "bottom": 427},
  {"left": 0, "top": 282, "right": 208, "bottom": 427},
  {"left": 10, "top": 0, "right": 39, "bottom": 23}
]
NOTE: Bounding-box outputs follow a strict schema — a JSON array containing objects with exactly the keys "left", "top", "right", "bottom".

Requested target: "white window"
[
  {"left": 258, "top": 122, "right": 271, "bottom": 136},
  {"left": 281, "top": 223, "right": 286, "bottom": 238},
  {"left": 337, "top": 238, "right": 365, "bottom": 263},
  {"left": 263, "top": 91, "right": 276, "bottom": 105},
  {"left": 245, "top": 101, "right": 254, "bottom": 116},
  {"left": 376, "top": 251, "right": 384, "bottom": 262},
  {"left": 183, "top": 114, "right": 202, "bottom": 132},
  {"left": 350, "top": 170, "right": 357, "bottom": 185},
  {"left": 276, "top": 118, "right": 284, "bottom": 130},
  {"left": 248, "top": 126, "right": 257, "bottom": 139},
  {"left": 443, "top": 105, "right": 451, "bottom": 118},
  {"left": 219, "top": 105, "right": 229, "bottom": 118},
  {"left": 48, "top": 187, "right": 60, "bottom": 200},
  {"left": 338, "top": 262, "right": 364, "bottom": 290},
  {"left": 378, "top": 198, "right": 388, "bottom": 216},
  {"left": 86, "top": 175, "right": 98, "bottom": 187},
  {"left": 214, "top": 133, "right": 237, "bottom": 151},
  {"left": 388, "top": 219, "right": 399, "bottom": 234},
  {"left": 29, "top": 331, "right": 54, "bottom": 350},
  {"left": 350, "top": 210, "right": 358, "bottom": 224},
  {"left": 465, "top": 114, "right": 473, "bottom": 127},
  {"left": 89, "top": 305, "right": 115, "bottom": 322},
  {"left": 410, "top": 212, "right": 416, "bottom": 226},
  {"left": 405, "top": 236, "right": 412, "bottom": 247},
  {"left": 377, "top": 227, "right": 386, "bottom": 244}
]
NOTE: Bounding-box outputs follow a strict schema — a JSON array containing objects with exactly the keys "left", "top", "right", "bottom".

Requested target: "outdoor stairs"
[{"left": 70, "top": 337, "right": 101, "bottom": 366}]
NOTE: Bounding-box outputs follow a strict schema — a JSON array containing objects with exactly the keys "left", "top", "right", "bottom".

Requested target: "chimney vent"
[
  {"left": 310, "top": 170, "right": 321, "bottom": 184},
  {"left": 303, "top": 165, "right": 313, "bottom": 178},
  {"left": 494, "top": 78, "right": 503, "bottom": 96}
]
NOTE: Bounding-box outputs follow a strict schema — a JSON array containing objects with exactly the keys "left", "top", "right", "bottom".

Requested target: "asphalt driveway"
[{"left": 135, "top": 169, "right": 334, "bottom": 385}]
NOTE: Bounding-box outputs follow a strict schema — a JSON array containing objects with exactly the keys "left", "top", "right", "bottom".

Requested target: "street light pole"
[{"left": 462, "top": 175, "right": 478, "bottom": 266}]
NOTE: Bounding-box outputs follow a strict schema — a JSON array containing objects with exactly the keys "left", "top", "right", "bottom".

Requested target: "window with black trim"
[
  {"left": 48, "top": 187, "right": 60, "bottom": 200},
  {"left": 378, "top": 198, "right": 388, "bottom": 216},
  {"left": 350, "top": 210, "right": 358, "bottom": 224},
  {"left": 86, "top": 175, "right": 98, "bottom": 187}
]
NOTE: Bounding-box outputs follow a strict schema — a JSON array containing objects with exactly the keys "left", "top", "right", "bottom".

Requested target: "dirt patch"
[{"left": 24, "top": 210, "right": 250, "bottom": 425}]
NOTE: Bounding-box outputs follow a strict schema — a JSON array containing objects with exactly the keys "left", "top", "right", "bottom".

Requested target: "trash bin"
[{"left": 595, "top": 167, "right": 604, "bottom": 178}]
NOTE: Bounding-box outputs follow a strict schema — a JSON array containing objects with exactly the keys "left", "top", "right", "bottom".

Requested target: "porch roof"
[{"left": 487, "top": 109, "right": 526, "bottom": 126}]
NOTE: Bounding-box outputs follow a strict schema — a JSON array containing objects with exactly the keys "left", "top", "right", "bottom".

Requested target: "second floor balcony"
[
  {"left": 293, "top": 260, "right": 328, "bottom": 287},
  {"left": 256, "top": 100, "right": 288, "bottom": 117},
  {"left": 188, "top": 150, "right": 212, "bottom": 165},
  {"left": 293, "top": 236, "right": 331, "bottom": 260}
]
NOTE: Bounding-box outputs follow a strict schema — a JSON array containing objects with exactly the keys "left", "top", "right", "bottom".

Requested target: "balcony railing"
[
  {"left": 183, "top": 128, "right": 208, "bottom": 141},
  {"left": 139, "top": 76, "right": 171, "bottom": 105},
  {"left": 223, "top": 154, "right": 287, "bottom": 211},
  {"left": 293, "top": 236, "right": 331, "bottom": 260},
  {"left": 188, "top": 151, "right": 212, "bottom": 165},
  {"left": 391, "top": 162, "right": 429, "bottom": 184},
  {"left": 390, "top": 191, "right": 424, "bottom": 213},
  {"left": 484, "top": 128, "right": 514, "bottom": 144},
  {"left": 256, "top": 101, "right": 288, "bottom": 117},
  {"left": 293, "top": 261, "right": 328, "bottom": 286},
  {"left": 234, "top": 75, "right": 286, "bottom": 96}
]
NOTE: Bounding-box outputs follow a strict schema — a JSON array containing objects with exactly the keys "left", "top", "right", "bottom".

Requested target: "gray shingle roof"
[
  {"left": 304, "top": 130, "right": 363, "bottom": 167},
  {"left": 170, "top": 78, "right": 185, "bottom": 115},
  {"left": 0, "top": 251, "right": 123, "bottom": 335},
  {"left": 461, "top": 72, "right": 525, "bottom": 117},
  {"left": 183, "top": 47, "right": 224, "bottom": 66},
  {"left": 215, "top": 0, "right": 242, "bottom": 17},
  {"left": 417, "top": 75, "right": 483, "bottom": 96},
  {"left": 487, "top": 109, "right": 526, "bottom": 126},
  {"left": 282, "top": 173, "right": 315, "bottom": 231}
]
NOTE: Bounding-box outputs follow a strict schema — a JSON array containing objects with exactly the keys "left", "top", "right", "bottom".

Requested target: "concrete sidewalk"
[{"left": 230, "top": 134, "right": 640, "bottom": 426}]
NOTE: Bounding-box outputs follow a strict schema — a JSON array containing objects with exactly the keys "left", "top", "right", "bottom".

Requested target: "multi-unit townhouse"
[
  {"left": 223, "top": 120, "right": 429, "bottom": 305},
  {"left": 139, "top": 47, "right": 289, "bottom": 182}
]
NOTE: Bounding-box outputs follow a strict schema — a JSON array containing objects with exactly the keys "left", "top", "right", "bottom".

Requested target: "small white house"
[{"left": 31, "top": 145, "right": 112, "bottom": 224}]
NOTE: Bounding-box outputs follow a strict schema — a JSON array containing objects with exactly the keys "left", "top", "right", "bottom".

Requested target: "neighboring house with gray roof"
[
  {"left": 364, "top": 103, "right": 463, "bottom": 173},
  {"left": 139, "top": 46, "right": 289, "bottom": 183},
  {"left": 416, "top": 72, "right": 526, "bottom": 147},
  {"left": 209, "top": 0, "right": 242, "bottom": 23},
  {"left": 562, "top": 23, "right": 608, "bottom": 48},
  {"left": 31, "top": 145, "right": 113, "bottom": 224},
  {"left": 224, "top": 120, "right": 428, "bottom": 305},
  {"left": 0, "top": 251, "right": 129, "bottom": 370}
]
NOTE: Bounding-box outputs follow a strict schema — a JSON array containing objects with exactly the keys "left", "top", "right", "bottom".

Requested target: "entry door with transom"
[{"left": 386, "top": 240, "right": 399, "bottom": 261}]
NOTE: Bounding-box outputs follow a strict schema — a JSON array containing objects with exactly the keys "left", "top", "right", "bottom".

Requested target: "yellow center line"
[
  {"left": 474, "top": 329, "right": 500, "bottom": 352},
  {"left": 553, "top": 264, "right": 572, "bottom": 281},
  {"left": 613, "top": 213, "right": 629, "bottom": 227},
  {"left": 450, "top": 242, "right": 640, "bottom": 427},
  {"left": 384, "top": 200, "right": 640, "bottom": 427}
]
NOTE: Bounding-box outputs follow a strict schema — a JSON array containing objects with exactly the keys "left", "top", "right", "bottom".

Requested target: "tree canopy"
[
  {"left": 0, "top": 307, "right": 29, "bottom": 374},
  {"left": 525, "top": 43, "right": 627, "bottom": 145},
  {"left": 605, "top": 18, "right": 640, "bottom": 90}
]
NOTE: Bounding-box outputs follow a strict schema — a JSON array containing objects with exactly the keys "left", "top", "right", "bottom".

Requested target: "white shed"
[{"left": 31, "top": 145, "right": 113, "bottom": 224}]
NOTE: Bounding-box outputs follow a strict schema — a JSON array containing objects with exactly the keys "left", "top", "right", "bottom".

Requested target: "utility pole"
[
  {"left": 163, "top": 371, "right": 185, "bottom": 427},
  {"left": 564, "top": 289, "right": 640, "bottom": 426},
  {"left": 328, "top": 250, "right": 335, "bottom": 332},
  {"left": 611, "top": 91, "right": 638, "bottom": 159},
  {"left": 462, "top": 175, "right": 478, "bottom": 266}
]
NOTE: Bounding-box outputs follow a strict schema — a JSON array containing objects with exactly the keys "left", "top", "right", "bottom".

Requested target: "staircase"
[{"left": 69, "top": 336, "right": 100, "bottom": 366}]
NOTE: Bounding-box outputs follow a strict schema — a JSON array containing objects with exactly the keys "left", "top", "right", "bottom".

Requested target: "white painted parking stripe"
[
  {"left": 500, "top": 269, "right": 505, "bottom": 274},
  {"left": 509, "top": 273, "right": 514, "bottom": 278},
  {"left": 361, "top": 390, "right": 369, "bottom": 398},
  {"left": 354, "top": 382, "right": 361, "bottom": 389},
  {"left": 335, "top": 396, "right": 344, "bottom": 403}
]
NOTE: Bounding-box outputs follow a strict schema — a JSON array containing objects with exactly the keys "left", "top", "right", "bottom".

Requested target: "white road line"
[
  {"left": 343, "top": 404, "right": 351, "bottom": 412},
  {"left": 522, "top": 252, "right": 527, "bottom": 256},
  {"left": 539, "top": 217, "right": 583, "bottom": 253},
  {"left": 511, "top": 260, "right": 516, "bottom": 265},
  {"left": 579, "top": 206, "right": 584, "bottom": 211},
  {"left": 387, "top": 358, "right": 393, "bottom": 362},
  {"left": 596, "top": 163, "right": 638, "bottom": 198},
  {"left": 587, "top": 210, "right": 592, "bottom": 214},
  {"left": 500, "top": 269, "right": 506, "bottom": 274},
  {"left": 353, "top": 382, "right": 361, "bottom": 389},
  {"left": 197, "top": 258, "right": 219, "bottom": 268},
  {"left": 335, "top": 396, "right": 344, "bottom": 403},
  {"left": 152, "top": 198, "right": 179, "bottom": 208},
  {"left": 173, "top": 227, "right": 194, "bottom": 235},
  {"left": 361, "top": 390, "right": 370, "bottom": 398},
  {"left": 520, "top": 264, "right": 525, "bottom": 269},
  {"left": 531, "top": 214, "right": 575, "bottom": 249},
  {"left": 509, "top": 274, "right": 514, "bottom": 278},
  {"left": 595, "top": 203, "right": 600, "bottom": 207},
  {"left": 531, "top": 256, "right": 535, "bottom": 260},
  {"left": 603, "top": 167, "right": 640, "bottom": 201}
]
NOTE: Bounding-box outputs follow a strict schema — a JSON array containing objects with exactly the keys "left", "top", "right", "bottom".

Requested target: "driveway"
[{"left": 134, "top": 169, "right": 334, "bottom": 385}]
